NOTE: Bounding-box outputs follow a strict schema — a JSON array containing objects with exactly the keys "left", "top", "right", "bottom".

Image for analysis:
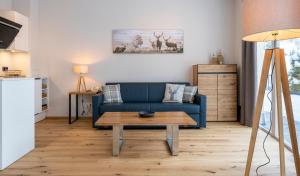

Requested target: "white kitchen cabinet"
[
  {"left": 0, "top": 11, "right": 29, "bottom": 52},
  {"left": 0, "top": 78, "right": 34, "bottom": 170}
]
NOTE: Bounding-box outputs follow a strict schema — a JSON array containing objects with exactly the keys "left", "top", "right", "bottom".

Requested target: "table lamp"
[
  {"left": 73, "top": 65, "right": 88, "bottom": 92},
  {"left": 243, "top": 0, "right": 300, "bottom": 175}
]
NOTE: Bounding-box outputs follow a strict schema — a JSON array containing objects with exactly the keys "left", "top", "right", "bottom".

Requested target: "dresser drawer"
[{"left": 197, "top": 64, "right": 237, "bottom": 73}]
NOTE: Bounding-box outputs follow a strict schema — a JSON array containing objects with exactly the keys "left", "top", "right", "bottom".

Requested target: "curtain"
[{"left": 240, "top": 41, "right": 257, "bottom": 127}]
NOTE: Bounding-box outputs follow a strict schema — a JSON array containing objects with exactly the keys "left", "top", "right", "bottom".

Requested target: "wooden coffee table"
[{"left": 95, "top": 112, "right": 197, "bottom": 156}]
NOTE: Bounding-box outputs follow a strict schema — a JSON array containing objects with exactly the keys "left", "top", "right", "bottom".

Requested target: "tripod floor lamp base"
[
  {"left": 244, "top": 48, "right": 300, "bottom": 176},
  {"left": 77, "top": 75, "right": 87, "bottom": 93}
]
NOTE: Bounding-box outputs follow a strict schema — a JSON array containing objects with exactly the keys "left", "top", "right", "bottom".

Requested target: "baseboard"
[
  {"left": 45, "top": 116, "right": 92, "bottom": 118},
  {"left": 35, "top": 112, "right": 46, "bottom": 123}
]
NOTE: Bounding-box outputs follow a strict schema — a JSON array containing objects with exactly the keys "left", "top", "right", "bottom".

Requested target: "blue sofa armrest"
[
  {"left": 194, "top": 94, "right": 207, "bottom": 128},
  {"left": 92, "top": 93, "right": 104, "bottom": 127}
]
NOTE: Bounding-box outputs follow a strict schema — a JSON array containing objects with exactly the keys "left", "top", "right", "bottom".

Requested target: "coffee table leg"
[
  {"left": 113, "top": 125, "right": 124, "bottom": 156},
  {"left": 166, "top": 125, "right": 179, "bottom": 156}
]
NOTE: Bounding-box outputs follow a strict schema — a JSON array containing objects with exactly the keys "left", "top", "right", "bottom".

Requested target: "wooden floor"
[{"left": 0, "top": 118, "right": 297, "bottom": 176}]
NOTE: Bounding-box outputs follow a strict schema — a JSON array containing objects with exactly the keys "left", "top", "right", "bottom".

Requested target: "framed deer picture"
[{"left": 112, "top": 29, "right": 184, "bottom": 54}]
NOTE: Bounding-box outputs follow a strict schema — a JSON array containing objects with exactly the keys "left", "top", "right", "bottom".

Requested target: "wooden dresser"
[{"left": 193, "top": 64, "right": 237, "bottom": 121}]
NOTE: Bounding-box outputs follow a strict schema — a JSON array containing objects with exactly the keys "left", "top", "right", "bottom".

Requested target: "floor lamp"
[{"left": 242, "top": 0, "right": 300, "bottom": 175}]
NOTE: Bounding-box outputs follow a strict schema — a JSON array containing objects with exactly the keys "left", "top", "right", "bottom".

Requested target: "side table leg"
[
  {"left": 69, "top": 94, "right": 71, "bottom": 124},
  {"left": 76, "top": 95, "right": 79, "bottom": 120}
]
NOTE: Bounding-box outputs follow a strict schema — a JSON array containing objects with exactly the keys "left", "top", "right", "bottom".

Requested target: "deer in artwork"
[
  {"left": 163, "top": 35, "right": 177, "bottom": 51},
  {"left": 149, "top": 39, "right": 156, "bottom": 49},
  {"left": 114, "top": 43, "right": 127, "bottom": 53},
  {"left": 153, "top": 32, "right": 163, "bottom": 52}
]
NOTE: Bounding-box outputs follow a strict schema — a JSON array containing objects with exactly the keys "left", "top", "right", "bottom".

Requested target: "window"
[
  {"left": 257, "top": 42, "right": 274, "bottom": 133},
  {"left": 257, "top": 38, "right": 300, "bottom": 152}
]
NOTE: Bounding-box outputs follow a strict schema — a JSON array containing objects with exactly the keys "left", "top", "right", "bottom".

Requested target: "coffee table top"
[{"left": 95, "top": 112, "right": 197, "bottom": 126}]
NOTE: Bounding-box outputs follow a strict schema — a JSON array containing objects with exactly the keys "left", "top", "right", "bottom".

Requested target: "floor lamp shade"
[{"left": 243, "top": 0, "right": 300, "bottom": 42}]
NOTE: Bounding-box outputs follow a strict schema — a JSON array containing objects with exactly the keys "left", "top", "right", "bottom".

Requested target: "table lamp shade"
[
  {"left": 243, "top": 0, "right": 300, "bottom": 42},
  {"left": 73, "top": 65, "right": 88, "bottom": 74}
]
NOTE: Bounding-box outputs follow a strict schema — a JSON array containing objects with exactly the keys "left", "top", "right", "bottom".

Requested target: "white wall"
[
  {"left": 32, "top": 0, "right": 239, "bottom": 117},
  {"left": 12, "top": 0, "right": 30, "bottom": 16},
  {"left": 234, "top": 0, "right": 242, "bottom": 69},
  {"left": 234, "top": 0, "right": 243, "bottom": 107},
  {"left": 0, "top": 0, "right": 11, "bottom": 10}
]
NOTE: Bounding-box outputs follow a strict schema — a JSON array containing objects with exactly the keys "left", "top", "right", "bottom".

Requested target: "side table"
[{"left": 69, "top": 91, "right": 98, "bottom": 124}]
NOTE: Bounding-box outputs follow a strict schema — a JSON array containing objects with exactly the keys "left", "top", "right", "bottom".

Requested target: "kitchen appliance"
[{"left": 0, "top": 16, "right": 22, "bottom": 49}]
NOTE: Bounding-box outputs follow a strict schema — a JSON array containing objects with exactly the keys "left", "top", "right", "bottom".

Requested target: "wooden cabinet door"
[
  {"left": 218, "top": 74, "right": 237, "bottom": 90},
  {"left": 217, "top": 76, "right": 237, "bottom": 121},
  {"left": 198, "top": 74, "right": 218, "bottom": 90},
  {"left": 198, "top": 89, "right": 218, "bottom": 121},
  {"left": 198, "top": 74, "right": 218, "bottom": 121}
]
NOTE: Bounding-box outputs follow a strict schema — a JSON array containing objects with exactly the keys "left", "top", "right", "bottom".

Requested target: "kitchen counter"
[
  {"left": 0, "top": 76, "right": 34, "bottom": 80},
  {"left": 0, "top": 78, "right": 35, "bottom": 170}
]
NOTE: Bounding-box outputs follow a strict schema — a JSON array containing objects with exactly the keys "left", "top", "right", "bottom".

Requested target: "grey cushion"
[
  {"left": 150, "top": 103, "right": 200, "bottom": 114},
  {"left": 182, "top": 86, "right": 197, "bottom": 103},
  {"left": 103, "top": 84, "right": 123, "bottom": 103},
  {"left": 162, "top": 84, "right": 185, "bottom": 103}
]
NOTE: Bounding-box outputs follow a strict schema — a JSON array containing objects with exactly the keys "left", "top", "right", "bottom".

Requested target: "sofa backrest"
[{"left": 106, "top": 82, "right": 190, "bottom": 103}]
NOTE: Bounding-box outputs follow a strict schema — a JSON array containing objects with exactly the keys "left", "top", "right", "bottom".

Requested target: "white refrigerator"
[{"left": 0, "top": 78, "right": 35, "bottom": 170}]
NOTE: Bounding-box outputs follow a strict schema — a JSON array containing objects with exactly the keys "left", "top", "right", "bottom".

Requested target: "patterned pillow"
[
  {"left": 182, "top": 86, "right": 197, "bottom": 103},
  {"left": 103, "top": 84, "right": 123, "bottom": 104},
  {"left": 163, "top": 84, "right": 185, "bottom": 103}
]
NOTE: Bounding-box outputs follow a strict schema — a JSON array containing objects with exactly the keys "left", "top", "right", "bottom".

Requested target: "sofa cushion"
[
  {"left": 163, "top": 84, "right": 185, "bottom": 103},
  {"left": 103, "top": 84, "right": 123, "bottom": 104},
  {"left": 148, "top": 82, "right": 190, "bottom": 102},
  {"left": 106, "top": 83, "right": 148, "bottom": 103},
  {"left": 150, "top": 103, "right": 200, "bottom": 114},
  {"left": 100, "top": 103, "right": 150, "bottom": 113},
  {"left": 182, "top": 86, "right": 197, "bottom": 103}
]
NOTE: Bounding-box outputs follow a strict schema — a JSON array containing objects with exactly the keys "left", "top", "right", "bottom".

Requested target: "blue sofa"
[{"left": 92, "top": 82, "right": 206, "bottom": 128}]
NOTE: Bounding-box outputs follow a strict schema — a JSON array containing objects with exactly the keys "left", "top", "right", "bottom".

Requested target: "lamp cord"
[
  {"left": 81, "top": 96, "right": 86, "bottom": 116},
  {"left": 255, "top": 63, "right": 275, "bottom": 176},
  {"left": 81, "top": 96, "right": 92, "bottom": 116}
]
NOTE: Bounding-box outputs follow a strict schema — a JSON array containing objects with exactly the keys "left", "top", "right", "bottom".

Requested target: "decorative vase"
[{"left": 217, "top": 51, "right": 224, "bottom": 64}]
